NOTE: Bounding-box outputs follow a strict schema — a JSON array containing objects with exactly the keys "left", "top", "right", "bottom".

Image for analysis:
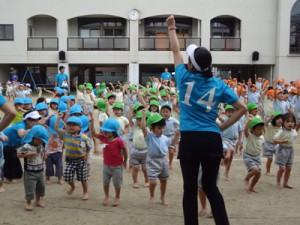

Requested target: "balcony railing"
[
  {"left": 210, "top": 37, "right": 241, "bottom": 51},
  {"left": 139, "top": 36, "right": 201, "bottom": 51},
  {"left": 27, "top": 37, "right": 58, "bottom": 51},
  {"left": 67, "top": 37, "right": 130, "bottom": 51}
]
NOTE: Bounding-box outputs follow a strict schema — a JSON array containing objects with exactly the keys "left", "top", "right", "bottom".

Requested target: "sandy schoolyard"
[{"left": 0, "top": 138, "right": 300, "bottom": 225}]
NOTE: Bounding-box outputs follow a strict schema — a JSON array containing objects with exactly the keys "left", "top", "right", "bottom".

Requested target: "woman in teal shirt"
[{"left": 167, "top": 15, "right": 247, "bottom": 225}]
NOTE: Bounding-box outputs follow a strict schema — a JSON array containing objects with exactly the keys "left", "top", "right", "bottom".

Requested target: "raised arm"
[
  {"left": 166, "top": 15, "right": 184, "bottom": 68},
  {"left": 0, "top": 102, "right": 16, "bottom": 131},
  {"left": 141, "top": 108, "right": 148, "bottom": 137},
  {"left": 244, "top": 114, "right": 254, "bottom": 138},
  {"left": 109, "top": 82, "right": 115, "bottom": 92},
  {"left": 55, "top": 113, "right": 64, "bottom": 137}
]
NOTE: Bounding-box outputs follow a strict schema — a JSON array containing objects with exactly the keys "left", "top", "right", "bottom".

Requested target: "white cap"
[
  {"left": 46, "top": 98, "right": 51, "bottom": 104},
  {"left": 23, "top": 111, "right": 41, "bottom": 120},
  {"left": 186, "top": 44, "right": 201, "bottom": 71},
  {"left": 95, "top": 83, "right": 100, "bottom": 86},
  {"left": 26, "top": 83, "right": 31, "bottom": 87},
  {"left": 7, "top": 81, "right": 11, "bottom": 84}
]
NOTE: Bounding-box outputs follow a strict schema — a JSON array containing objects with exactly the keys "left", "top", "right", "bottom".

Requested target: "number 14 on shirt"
[{"left": 182, "top": 82, "right": 216, "bottom": 113}]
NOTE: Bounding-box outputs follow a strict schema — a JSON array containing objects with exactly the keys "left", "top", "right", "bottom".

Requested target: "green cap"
[
  {"left": 149, "top": 95, "right": 158, "bottom": 101},
  {"left": 78, "top": 85, "right": 84, "bottom": 89},
  {"left": 149, "top": 100, "right": 159, "bottom": 107},
  {"left": 149, "top": 88, "right": 157, "bottom": 94},
  {"left": 160, "top": 90, "right": 167, "bottom": 97},
  {"left": 133, "top": 103, "right": 144, "bottom": 111},
  {"left": 86, "top": 83, "right": 93, "bottom": 87},
  {"left": 135, "top": 110, "right": 143, "bottom": 119},
  {"left": 249, "top": 118, "right": 264, "bottom": 129},
  {"left": 112, "top": 102, "right": 124, "bottom": 110},
  {"left": 273, "top": 111, "right": 281, "bottom": 117},
  {"left": 96, "top": 89, "right": 105, "bottom": 96},
  {"left": 97, "top": 99, "right": 106, "bottom": 111},
  {"left": 147, "top": 114, "right": 164, "bottom": 126},
  {"left": 247, "top": 103, "right": 258, "bottom": 111},
  {"left": 130, "top": 85, "right": 137, "bottom": 91},
  {"left": 135, "top": 110, "right": 151, "bottom": 119},
  {"left": 86, "top": 85, "right": 93, "bottom": 91},
  {"left": 106, "top": 93, "right": 116, "bottom": 99},
  {"left": 147, "top": 82, "right": 152, "bottom": 86},
  {"left": 101, "top": 82, "right": 106, "bottom": 88},
  {"left": 225, "top": 105, "right": 235, "bottom": 111}
]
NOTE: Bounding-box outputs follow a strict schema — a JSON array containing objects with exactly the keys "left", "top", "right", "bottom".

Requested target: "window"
[
  {"left": 211, "top": 18, "right": 240, "bottom": 37},
  {"left": 145, "top": 18, "right": 192, "bottom": 36},
  {"left": 78, "top": 18, "right": 126, "bottom": 37},
  {"left": 0, "top": 24, "right": 14, "bottom": 40},
  {"left": 290, "top": 0, "right": 300, "bottom": 54}
]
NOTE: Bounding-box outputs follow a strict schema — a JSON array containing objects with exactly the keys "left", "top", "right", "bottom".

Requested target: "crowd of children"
[{"left": 0, "top": 74, "right": 299, "bottom": 216}]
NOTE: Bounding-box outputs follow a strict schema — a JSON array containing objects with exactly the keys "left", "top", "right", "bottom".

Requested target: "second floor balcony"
[
  {"left": 210, "top": 37, "right": 241, "bottom": 51},
  {"left": 67, "top": 36, "right": 130, "bottom": 51},
  {"left": 139, "top": 36, "right": 201, "bottom": 51},
  {"left": 27, "top": 37, "right": 59, "bottom": 51}
]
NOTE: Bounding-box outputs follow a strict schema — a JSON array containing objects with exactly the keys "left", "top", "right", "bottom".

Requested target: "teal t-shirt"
[{"left": 175, "top": 64, "right": 238, "bottom": 133}]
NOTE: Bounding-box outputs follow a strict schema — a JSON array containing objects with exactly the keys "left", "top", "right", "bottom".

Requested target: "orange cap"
[
  {"left": 277, "top": 78, "right": 285, "bottom": 84},
  {"left": 289, "top": 88, "right": 297, "bottom": 94},
  {"left": 267, "top": 90, "right": 274, "bottom": 96},
  {"left": 250, "top": 84, "right": 258, "bottom": 89},
  {"left": 229, "top": 81, "right": 236, "bottom": 87},
  {"left": 276, "top": 90, "right": 282, "bottom": 95},
  {"left": 284, "top": 82, "right": 290, "bottom": 87},
  {"left": 237, "top": 86, "right": 246, "bottom": 94}
]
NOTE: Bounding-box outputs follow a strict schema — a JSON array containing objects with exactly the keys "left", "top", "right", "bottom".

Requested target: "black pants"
[
  {"left": 179, "top": 131, "right": 229, "bottom": 225},
  {"left": 3, "top": 146, "right": 23, "bottom": 180}
]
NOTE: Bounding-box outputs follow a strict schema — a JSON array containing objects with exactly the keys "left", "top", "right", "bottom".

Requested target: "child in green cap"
[
  {"left": 243, "top": 115, "right": 264, "bottom": 193},
  {"left": 141, "top": 109, "right": 179, "bottom": 206}
]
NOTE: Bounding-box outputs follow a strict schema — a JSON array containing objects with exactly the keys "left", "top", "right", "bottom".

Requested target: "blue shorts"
[
  {"left": 275, "top": 146, "right": 294, "bottom": 167},
  {"left": 243, "top": 152, "right": 261, "bottom": 172},
  {"left": 147, "top": 156, "right": 169, "bottom": 180}
]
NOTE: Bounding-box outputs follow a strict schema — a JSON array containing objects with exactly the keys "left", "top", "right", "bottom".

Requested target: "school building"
[{"left": 0, "top": 0, "right": 299, "bottom": 90}]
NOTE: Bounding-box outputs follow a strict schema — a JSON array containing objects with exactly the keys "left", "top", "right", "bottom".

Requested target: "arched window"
[{"left": 290, "top": 0, "right": 300, "bottom": 54}]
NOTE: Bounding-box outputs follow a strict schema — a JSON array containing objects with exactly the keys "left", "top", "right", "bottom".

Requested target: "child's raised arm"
[
  {"left": 109, "top": 82, "right": 115, "bottom": 92},
  {"left": 141, "top": 108, "right": 148, "bottom": 138},
  {"left": 89, "top": 115, "right": 99, "bottom": 139},
  {"left": 244, "top": 114, "right": 253, "bottom": 138},
  {"left": 55, "top": 113, "right": 64, "bottom": 138}
]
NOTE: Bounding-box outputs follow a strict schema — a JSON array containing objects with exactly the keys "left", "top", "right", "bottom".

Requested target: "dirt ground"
[{"left": 1, "top": 98, "right": 300, "bottom": 225}]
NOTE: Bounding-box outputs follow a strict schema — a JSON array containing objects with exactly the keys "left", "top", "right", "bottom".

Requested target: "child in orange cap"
[{"left": 261, "top": 87, "right": 274, "bottom": 121}]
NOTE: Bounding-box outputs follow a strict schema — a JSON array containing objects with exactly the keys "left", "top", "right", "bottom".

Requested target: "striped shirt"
[{"left": 62, "top": 131, "right": 92, "bottom": 160}]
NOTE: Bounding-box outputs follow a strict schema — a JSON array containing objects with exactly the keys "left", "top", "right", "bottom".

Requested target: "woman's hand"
[{"left": 166, "top": 15, "right": 175, "bottom": 27}]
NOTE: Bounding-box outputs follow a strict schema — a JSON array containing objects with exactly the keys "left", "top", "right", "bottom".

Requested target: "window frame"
[
  {"left": 78, "top": 18, "right": 126, "bottom": 37},
  {"left": 290, "top": 0, "right": 300, "bottom": 54},
  {"left": 0, "top": 24, "right": 14, "bottom": 41}
]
